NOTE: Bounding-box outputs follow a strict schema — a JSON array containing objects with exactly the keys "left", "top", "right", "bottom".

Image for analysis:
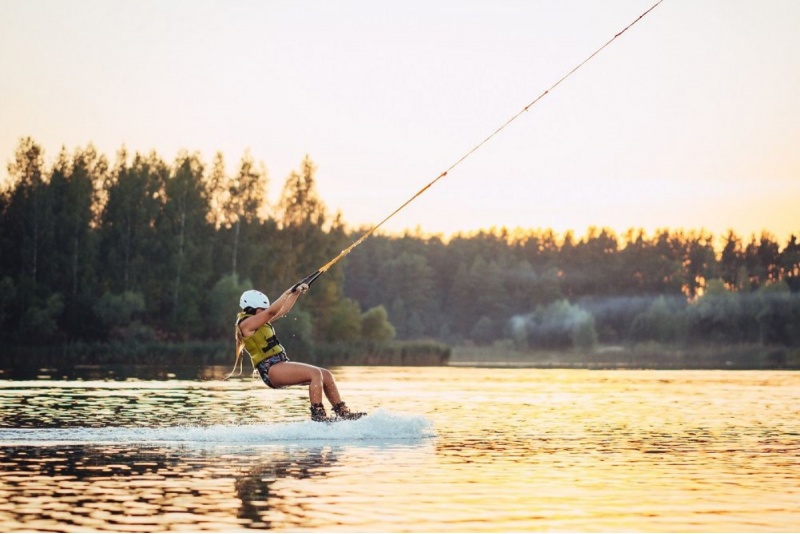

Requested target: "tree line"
[
  {"left": 1, "top": 137, "right": 799, "bottom": 360},
  {"left": 343, "top": 225, "right": 800, "bottom": 353}
]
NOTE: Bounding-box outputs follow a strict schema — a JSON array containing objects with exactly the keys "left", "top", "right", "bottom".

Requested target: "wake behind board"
[{"left": 0, "top": 410, "right": 434, "bottom": 445}]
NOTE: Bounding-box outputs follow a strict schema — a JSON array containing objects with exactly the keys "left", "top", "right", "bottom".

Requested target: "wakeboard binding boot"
[
  {"left": 310, "top": 403, "right": 332, "bottom": 422},
  {"left": 332, "top": 401, "right": 366, "bottom": 421}
]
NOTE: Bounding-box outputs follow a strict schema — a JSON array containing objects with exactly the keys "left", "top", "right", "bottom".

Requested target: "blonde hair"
[{"left": 225, "top": 320, "right": 262, "bottom": 380}]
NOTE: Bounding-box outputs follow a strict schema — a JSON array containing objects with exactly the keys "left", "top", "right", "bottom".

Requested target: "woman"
[{"left": 228, "top": 284, "right": 365, "bottom": 422}]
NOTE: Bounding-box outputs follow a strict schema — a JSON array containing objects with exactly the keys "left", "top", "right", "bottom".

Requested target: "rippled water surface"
[{"left": 1, "top": 367, "right": 798, "bottom": 532}]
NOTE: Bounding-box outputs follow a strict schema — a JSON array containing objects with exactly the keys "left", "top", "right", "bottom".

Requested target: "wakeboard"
[{"left": 315, "top": 412, "right": 367, "bottom": 424}]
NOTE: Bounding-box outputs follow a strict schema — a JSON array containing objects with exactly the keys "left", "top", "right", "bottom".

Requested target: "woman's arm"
[
  {"left": 239, "top": 284, "right": 308, "bottom": 337},
  {"left": 269, "top": 287, "right": 303, "bottom": 320}
]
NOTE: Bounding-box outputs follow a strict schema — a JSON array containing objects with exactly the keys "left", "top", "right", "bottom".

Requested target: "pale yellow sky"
[{"left": 1, "top": 0, "right": 798, "bottom": 244}]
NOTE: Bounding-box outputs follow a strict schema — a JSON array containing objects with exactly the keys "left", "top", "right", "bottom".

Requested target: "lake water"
[{"left": 0, "top": 366, "right": 798, "bottom": 532}]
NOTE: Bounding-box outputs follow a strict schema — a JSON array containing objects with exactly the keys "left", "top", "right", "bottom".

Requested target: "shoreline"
[{"left": 1, "top": 341, "right": 798, "bottom": 379}]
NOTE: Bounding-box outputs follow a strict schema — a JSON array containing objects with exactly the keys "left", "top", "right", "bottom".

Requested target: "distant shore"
[
  {"left": 0, "top": 339, "right": 450, "bottom": 376},
  {"left": 449, "top": 343, "right": 800, "bottom": 370},
  {"left": 1, "top": 341, "right": 798, "bottom": 381}
]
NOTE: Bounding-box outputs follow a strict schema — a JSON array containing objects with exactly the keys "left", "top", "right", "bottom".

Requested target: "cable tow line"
[{"left": 291, "top": 0, "right": 665, "bottom": 292}]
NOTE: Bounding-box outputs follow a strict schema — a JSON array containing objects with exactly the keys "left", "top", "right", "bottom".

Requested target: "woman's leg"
[
  {"left": 268, "top": 362, "right": 342, "bottom": 406},
  {"left": 320, "top": 368, "right": 343, "bottom": 405}
]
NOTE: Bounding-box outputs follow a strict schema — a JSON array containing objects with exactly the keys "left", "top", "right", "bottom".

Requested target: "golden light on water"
[{"left": 1, "top": 368, "right": 799, "bottom": 531}]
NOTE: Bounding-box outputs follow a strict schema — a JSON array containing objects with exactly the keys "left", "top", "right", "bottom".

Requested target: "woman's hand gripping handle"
[{"left": 291, "top": 270, "right": 322, "bottom": 293}]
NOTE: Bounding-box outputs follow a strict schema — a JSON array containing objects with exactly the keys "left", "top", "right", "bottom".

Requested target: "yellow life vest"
[{"left": 237, "top": 311, "right": 285, "bottom": 366}]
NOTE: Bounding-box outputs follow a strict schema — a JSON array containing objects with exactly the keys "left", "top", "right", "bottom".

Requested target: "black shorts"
[{"left": 255, "top": 352, "right": 290, "bottom": 389}]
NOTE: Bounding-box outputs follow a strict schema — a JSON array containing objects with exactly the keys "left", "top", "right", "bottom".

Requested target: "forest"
[{"left": 1, "top": 137, "right": 799, "bottom": 368}]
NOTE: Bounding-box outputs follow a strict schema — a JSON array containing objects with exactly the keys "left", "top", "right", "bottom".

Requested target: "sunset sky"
[{"left": 1, "top": 0, "right": 798, "bottom": 244}]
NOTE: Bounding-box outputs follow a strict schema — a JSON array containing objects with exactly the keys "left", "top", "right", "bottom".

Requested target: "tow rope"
[{"left": 292, "top": 0, "right": 666, "bottom": 292}]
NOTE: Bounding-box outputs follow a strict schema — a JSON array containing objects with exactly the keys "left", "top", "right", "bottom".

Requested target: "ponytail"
[
  {"left": 223, "top": 324, "right": 246, "bottom": 380},
  {"left": 225, "top": 321, "right": 260, "bottom": 380}
]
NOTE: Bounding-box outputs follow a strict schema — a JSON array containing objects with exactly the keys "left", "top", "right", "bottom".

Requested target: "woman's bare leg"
[
  {"left": 320, "top": 368, "right": 343, "bottom": 405},
  {"left": 268, "top": 362, "right": 342, "bottom": 406}
]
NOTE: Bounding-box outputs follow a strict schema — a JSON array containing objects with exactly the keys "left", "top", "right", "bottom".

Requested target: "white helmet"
[{"left": 240, "top": 290, "right": 270, "bottom": 310}]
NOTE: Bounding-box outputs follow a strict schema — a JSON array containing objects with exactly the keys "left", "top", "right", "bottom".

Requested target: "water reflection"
[
  {"left": 0, "top": 444, "right": 345, "bottom": 531},
  {"left": 235, "top": 448, "right": 338, "bottom": 529},
  {"left": 0, "top": 364, "right": 228, "bottom": 381},
  {"left": 1, "top": 445, "right": 213, "bottom": 531},
  {"left": 0, "top": 441, "right": 437, "bottom": 531},
  {"left": 0, "top": 379, "right": 285, "bottom": 429}
]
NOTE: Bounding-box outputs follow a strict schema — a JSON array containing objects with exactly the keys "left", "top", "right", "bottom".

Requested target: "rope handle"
[{"left": 291, "top": 270, "right": 323, "bottom": 293}]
